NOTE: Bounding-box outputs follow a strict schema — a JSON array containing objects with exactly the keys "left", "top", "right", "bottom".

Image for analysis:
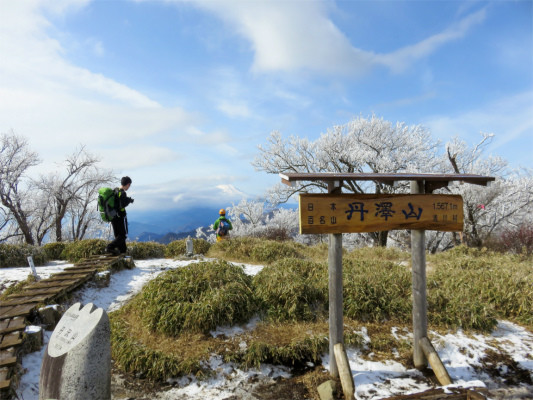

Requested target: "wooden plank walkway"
[
  {"left": 0, "top": 254, "right": 132, "bottom": 398},
  {"left": 383, "top": 387, "right": 488, "bottom": 399}
]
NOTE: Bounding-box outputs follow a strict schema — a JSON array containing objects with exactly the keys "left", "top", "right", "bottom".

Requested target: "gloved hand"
[{"left": 130, "top": 198, "right": 134, "bottom": 203}]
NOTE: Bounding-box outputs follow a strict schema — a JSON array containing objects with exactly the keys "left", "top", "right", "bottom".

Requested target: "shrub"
[
  {"left": 495, "top": 225, "right": 533, "bottom": 255},
  {"left": 236, "top": 335, "right": 328, "bottom": 369},
  {"left": 345, "top": 246, "right": 409, "bottom": 263},
  {"left": 135, "top": 260, "right": 256, "bottom": 336},
  {"left": 128, "top": 241, "right": 166, "bottom": 259},
  {"left": 250, "top": 240, "right": 306, "bottom": 263},
  {"left": 208, "top": 237, "right": 307, "bottom": 264},
  {"left": 429, "top": 249, "right": 533, "bottom": 330},
  {"left": 165, "top": 239, "right": 185, "bottom": 257},
  {"left": 253, "top": 258, "right": 328, "bottom": 322},
  {"left": 110, "top": 312, "right": 206, "bottom": 381},
  {"left": 207, "top": 236, "right": 258, "bottom": 261},
  {"left": 193, "top": 238, "right": 211, "bottom": 255},
  {"left": 42, "top": 242, "right": 67, "bottom": 261},
  {"left": 164, "top": 239, "right": 210, "bottom": 258},
  {"left": 0, "top": 244, "right": 47, "bottom": 268},
  {"left": 343, "top": 258, "right": 412, "bottom": 323},
  {"left": 61, "top": 239, "right": 108, "bottom": 262}
]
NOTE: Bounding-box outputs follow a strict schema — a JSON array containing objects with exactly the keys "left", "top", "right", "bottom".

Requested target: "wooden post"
[
  {"left": 333, "top": 343, "right": 355, "bottom": 400},
  {"left": 420, "top": 337, "right": 453, "bottom": 385},
  {"left": 411, "top": 180, "right": 428, "bottom": 369},
  {"left": 328, "top": 181, "right": 343, "bottom": 377}
]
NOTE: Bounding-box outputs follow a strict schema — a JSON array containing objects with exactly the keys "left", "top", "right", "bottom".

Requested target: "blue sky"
[{"left": 1, "top": 0, "right": 532, "bottom": 214}]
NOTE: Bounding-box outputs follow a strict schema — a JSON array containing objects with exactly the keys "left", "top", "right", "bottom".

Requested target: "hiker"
[
  {"left": 213, "top": 209, "right": 233, "bottom": 242},
  {"left": 105, "top": 176, "right": 134, "bottom": 255}
]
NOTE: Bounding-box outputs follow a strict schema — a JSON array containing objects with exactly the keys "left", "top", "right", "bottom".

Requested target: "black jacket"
[{"left": 117, "top": 188, "right": 133, "bottom": 217}]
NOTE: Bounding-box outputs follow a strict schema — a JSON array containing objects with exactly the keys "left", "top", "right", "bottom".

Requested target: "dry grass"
[{"left": 110, "top": 241, "right": 533, "bottom": 383}]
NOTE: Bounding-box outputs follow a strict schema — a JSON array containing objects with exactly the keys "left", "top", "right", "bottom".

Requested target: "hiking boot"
[{"left": 105, "top": 247, "right": 120, "bottom": 255}]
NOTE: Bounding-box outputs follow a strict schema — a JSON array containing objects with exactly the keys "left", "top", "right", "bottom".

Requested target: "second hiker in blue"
[{"left": 213, "top": 209, "right": 233, "bottom": 242}]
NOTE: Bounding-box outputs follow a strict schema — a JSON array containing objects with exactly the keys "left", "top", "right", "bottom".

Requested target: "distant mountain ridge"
[
  {"left": 128, "top": 206, "right": 215, "bottom": 243},
  {"left": 128, "top": 203, "right": 298, "bottom": 243},
  {"left": 133, "top": 230, "right": 200, "bottom": 244}
]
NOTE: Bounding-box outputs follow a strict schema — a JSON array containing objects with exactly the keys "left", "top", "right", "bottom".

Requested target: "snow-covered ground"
[
  {"left": 0, "top": 261, "right": 72, "bottom": 292},
  {"left": 2, "top": 258, "right": 532, "bottom": 400}
]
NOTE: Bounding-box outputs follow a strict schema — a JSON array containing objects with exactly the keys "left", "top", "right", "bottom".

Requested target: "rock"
[
  {"left": 39, "top": 302, "right": 111, "bottom": 400},
  {"left": 38, "top": 304, "right": 64, "bottom": 330},
  {"left": 94, "top": 270, "right": 111, "bottom": 287},
  {"left": 317, "top": 380, "right": 337, "bottom": 400}
]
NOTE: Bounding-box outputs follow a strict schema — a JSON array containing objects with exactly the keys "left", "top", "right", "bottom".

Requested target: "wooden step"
[
  {"left": 0, "top": 332, "right": 22, "bottom": 349},
  {"left": 0, "top": 379, "right": 11, "bottom": 390},
  {"left": 0, "top": 318, "right": 25, "bottom": 335},
  {"left": 27, "top": 279, "right": 80, "bottom": 289},
  {"left": 0, "top": 356, "right": 16, "bottom": 368},
  {"left": 8, "top": 287, "right": 64, "bottom": 298},
  {"left": 0, "top": 304, "right": 35, "bottom": 320}
]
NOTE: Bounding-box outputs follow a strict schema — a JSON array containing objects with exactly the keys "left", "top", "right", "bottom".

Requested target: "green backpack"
[{"left": 97, "top": 187, "right": 119, "bottom": 222}]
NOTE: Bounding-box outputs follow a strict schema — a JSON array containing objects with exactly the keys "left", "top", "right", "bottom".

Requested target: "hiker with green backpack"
[
  {"left": 213, "top": 208, "right": 233, "bottom": 242},
  {"left": 99, "top": 176, "right": 134, "bottom": 255}
]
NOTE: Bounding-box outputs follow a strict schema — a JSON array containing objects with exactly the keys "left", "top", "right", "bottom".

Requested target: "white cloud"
[
  {"left": 424, "top": 91, "right": 533, "bottom": 165},
  {"left": 132, "top": 177, "right": 249, "bottom": 210},
  {"left": 0, "top": 0, "right": 200, "bottom": 162},
  {"left": 179, "top": 0, "right": 486, "bottom": 76},
  {"left": 98, "top": 144, "right": 181, "bottom": 171},
  {"left": 217, "top": 100, "right": 251, "bottom": 118},
  {"left": 375, "top": 8, "right": 487, "bottom": 73},
  {"left": 191, "top": 0, "right": 374, "bottom": 75},
  {"left": 85, "top": 38, "right": 105, "bottom": 57}
]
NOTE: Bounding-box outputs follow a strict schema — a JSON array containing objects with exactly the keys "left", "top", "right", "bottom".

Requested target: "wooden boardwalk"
[
  {"left": 384, "top": 387, "right": 488, "bottom": 399},
  {"left": 0, "top": 254, "right": 132, "bottom": 397}
]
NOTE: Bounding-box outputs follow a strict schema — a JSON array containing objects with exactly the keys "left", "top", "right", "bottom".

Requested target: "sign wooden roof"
[{"left": 279, "top": 172, "right": 495, "bottom": 192}]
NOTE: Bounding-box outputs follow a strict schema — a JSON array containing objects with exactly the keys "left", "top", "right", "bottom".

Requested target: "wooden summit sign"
[{"left": 299, "top": 193, "right": 463, "bottom": 234}]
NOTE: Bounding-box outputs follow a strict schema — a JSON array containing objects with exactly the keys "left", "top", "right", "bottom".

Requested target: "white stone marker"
[
  {"left": 27, "top": 256, "right": 39, "bottom": 280},
  {"left": 39, "top": 302, "right": 111, "bottom": 400},
  {"left": 186, "top": 236, "right": 194, "bottom": 256}
]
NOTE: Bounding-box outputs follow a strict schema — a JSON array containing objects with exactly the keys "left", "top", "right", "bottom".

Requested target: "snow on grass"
[
  {"left": 75, "top": 258, "right": 203, "bottom": 312},
  {"left": 0, "top": 261, "right": 73, "bottom": 294},
  {"left": 7, "top": 258, "right": 533, "bottom": 400},
  {"left": 158, "top": 356, "right": 292, "bottom": 400}
]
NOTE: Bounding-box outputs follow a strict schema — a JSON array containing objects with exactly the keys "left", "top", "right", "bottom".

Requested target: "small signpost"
[{"left": 280, "top": 172, "right": 494, "bottom": 388}]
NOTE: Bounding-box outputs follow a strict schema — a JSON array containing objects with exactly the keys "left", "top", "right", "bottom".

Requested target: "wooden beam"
[
  {"left": 280, "top": 172, "right": 495, "bottom": 186},
  {"left": 333, "top": 343, "right": 355, "bottom": 400},
  {"left": 420, "top": 337, "right": 453, "bottom": 386}
]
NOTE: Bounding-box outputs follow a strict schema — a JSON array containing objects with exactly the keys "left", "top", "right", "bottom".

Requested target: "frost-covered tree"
[
  {"left": 227, "top": 199, "right": 266, "bottom": 237},
  {"left": 253, "top": 115, "right": 443, "bottom": 246},
  {"left": 37, "top": 146, "right": 113, "bottom": 242},
  {"left": 1, "top": 133, "right": 115, "bottom": 244},
  {"left": 445, "top": 133, "right": 533, "bottom": 247},
  {"left": 226, "top": 199, "right": 299, "bottom": 240},
  {"left": 0, "top": 132, "right": 41, "bottom": 244},
  {"left": 263, "top": 207, "right": 299, "bottom": 240},
  {"left": 0, "top": 206, "right": 17, "bottom": 242},
  {"left": 65, "top": 176, "right": 112, "bottom": 241}
]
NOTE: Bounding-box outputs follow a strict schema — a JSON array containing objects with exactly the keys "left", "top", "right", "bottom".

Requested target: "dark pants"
[{"left": 107, "top": 216, "right": 128, "bottom": 253}]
